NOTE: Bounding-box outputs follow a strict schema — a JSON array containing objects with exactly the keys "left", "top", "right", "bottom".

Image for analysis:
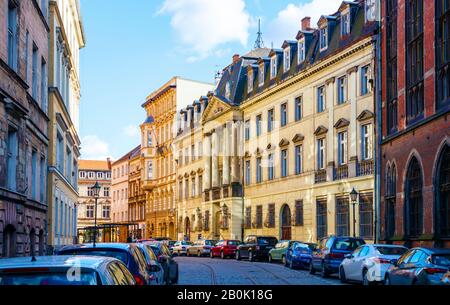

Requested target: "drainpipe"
[{"left": 374, "top": 1, "right": 382, "bottom": 244}]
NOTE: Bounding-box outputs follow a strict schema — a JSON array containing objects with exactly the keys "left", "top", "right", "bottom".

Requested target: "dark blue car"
[
  {"left": 310, "top": 236, "right": 365, "bottom": 278},
  {"left": 285, "top": 242, "right": 317, "bottom": 269}
]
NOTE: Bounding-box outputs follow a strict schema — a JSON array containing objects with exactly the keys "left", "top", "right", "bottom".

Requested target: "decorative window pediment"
[
  {"left": 244, "top": 151, "right": 251, "bottom": 158},
  {"left": 292, "top": 134, "right": 305, "bottom": 143},
  {"left": 334, "top": 118, "right": 350, "bottom": 129},
  {"left": 255, "top": 148, "right": 262, "bottom": 156},
  {"left": 357, "top": 110, "right": 375, "bottom": 121},
  {"left": 279, "top": 138, "right": 290, "bottom": 148},
  {"left": 314, "top": 125, "right": 329, "bottom": 136}
]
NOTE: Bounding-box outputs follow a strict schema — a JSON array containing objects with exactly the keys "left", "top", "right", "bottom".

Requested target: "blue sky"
[{"left": 78, "top": 0, "right": 343, "bottom": 160}]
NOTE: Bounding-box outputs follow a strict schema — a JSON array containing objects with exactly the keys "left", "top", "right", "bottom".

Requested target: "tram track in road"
[
  {"left": 249, "top": 263, "right": 293, "bottom": 285},
  {"left": 197, "top": 262, "right": 218, "bottom": 285}
]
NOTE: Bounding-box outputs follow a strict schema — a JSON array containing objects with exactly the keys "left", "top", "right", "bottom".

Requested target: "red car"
[{"left": 210, "top": 240, "right": 241, "bottom": 259}]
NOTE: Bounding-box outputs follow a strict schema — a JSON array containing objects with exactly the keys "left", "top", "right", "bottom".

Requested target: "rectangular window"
[
  {"left": 386, "top": 0, "right": 398, "bottom": 134},
  {"left": 270, "top": 56, "right": 277, "bottom": 78},
  {"left": 317, "top": 199, "right": 328, "bottom": 239},
  {"left": 320, "top": 27, "right": 328, "bottom": 50},
  {"left": 256, "top": 157, "right": 262, "bottom": 183},
  {"left": 86, "top": 206, "right": 94, "bottom": 218},
  {"left": 317, "top": 86, "right": 326, "bottom": 112},
  {"left": 191, "top": 145, "right": 195, "bottom": 161},
  {"left": 337, "top": 76, "right": 346, "bottom": 104},
  {"left": 256, "top": 205, "right": 263, "bottom": 228},
  {"left": 295, "top": 96, "right": 302, "bottom": 121},
  {"left": 256, "top": 114, "right": 262, "bottom": 136},
  {"left": 66, "top": 147, "right": 72, "bottom": 178},
  {"left": 56, "top": 132, "right": 64, "bottom": 172},
  {"left": 40, "top": 156, "right": 46, "bottom": 202},
  {"left": 245, "top": 160, "right": 251, "bottom": 185},
  {"left": 191, "top": 177, "right": 196, "bottom": 197},
  {"left": 267, "top": 109, "right": 274, "bottom": 132},
  {"left": 280, "top": 103, "right": 287, "bottom": 127},
  {"left": 268, "top": 153, "right": 274, "bottom": 181},
  {"left": 41, "top": 59, "right": 47, "bottom": 112},
  {"left": 102, "top": 206, "right": 111, "bottom": 219},
  {"left": 341, "top": 13, "right": 350, "bottom": 36},
  {"left": 361, "top": 124, "right": 373, "bottom": 160},
  {"left": 198, "top": 175, "right": 203, "bottom": 194},
  {"left": 281, "top": 150, "right": 288, "bottom": 177},
  {"left": 25, "top": 31, "right": 29, "bottom": 82},
  {"left": 298, "top": 39, "right": 305, "bottom": 63},
  {"left": 32, "top": 44, "right": 39, "bottom": 100},
  {"left": 6, "top": 127, "right": 18, "bottom": 191},
  {"left": 259, "top": 65, "right": 265, "bottom": 86},
  {"left": 295, "top": 200, "right": 304, "bottom": 226},
  {"left": 103, "top": 187, "right": 110, "bottom": 197},
  {"left": 184, "top": 179, "right": 189, "bottom": 199},
  {"left": 247, "top": 70, "right": 253, "bottom": 93},
  {"left": 245, "top": 120, "right": 250, "bottom": 141},
  {"left": 337, "top": 131, "right": 348, "bottom": 165},
  {"left": 7, "top": 1, "right": 18, "bottom": 71},
  {"left": 436, "top": 0, "right": 450, "bottom": 110},
  {"left": 359, "top": 193, "right": 374, "bottom": 239},
  {"left": 245, "top": 207, "right": 252, "bottom": 229},
  {"left": 31, "top": 150, "right": 38, "bottom": 200},
  {"left": 361, "top": 65, "right": 370, "bottom": 95},
  {"left": 284, "top": 48, "right": 291, "bottom": 72},
  {"left": 317, "top": 138, "right": 325, "bottom": 170},
  {"left": 335, "top": 197, "right": 350, "bottom": 236},
  {"left": 295, "top": 145, "right": 303, "bottom": 175},
  {"left": 406, "top": 0, "right": 424, "bottom": 123},
  {"left": 268, "top": 204, "right": 275, "bottom": 228},
  {"left": 178, "top": 181, "right": 183, "bottom": 200}
]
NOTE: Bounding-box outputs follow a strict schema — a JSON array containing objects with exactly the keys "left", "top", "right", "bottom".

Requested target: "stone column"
[
  {"left": 211, "top": 130, "right": 219, "bottom": 188},
  {"left": 223, "top": 124, "right": 230, "bottom": 186},
  {"left": 203, "top": 133, "right": 212, "bottom": 191},
  {"left": 347, "top": 66, "right": 359, "bottom": 177}
]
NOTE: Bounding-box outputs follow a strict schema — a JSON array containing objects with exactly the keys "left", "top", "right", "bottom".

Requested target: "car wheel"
[
  {"left": 221, "top": 251, "right": 225, "bottom": 259},
  {"left": 363, "top": 269, "right": 371, "bottom": 286},
  {"left": 309, "top": 262, "right": 316, "bottom": 275},
  {"left": 268, "top": 255, "right": 273, "bottom": 264},
  {"left": 249, "top": 251, "right": 254, "bottom": 262},
  {"left": 321, "top": 263, "right": 330, "bottom": 278},
  {"left": 236, "top": 251, "right": 241, "bottom": 261},
  {"left": 282, "top": 256, "right": 287, "bottom": 267},
  {"left": 210, "top": 251, "right": 214, "bottom": 259},
  {"left": 339, "top": 267, "right": 347, "bottom": 284}
]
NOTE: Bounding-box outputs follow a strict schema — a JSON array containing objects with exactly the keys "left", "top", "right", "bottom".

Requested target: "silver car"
[
  {"left": 187, "top": 240, "right": 218, "bottom": 257},
  {"left": 172, "top": 241, "right": 193, "bottom": 256},
  {"left": 339, "top": 244, "right": 408, "bottom": 285}
]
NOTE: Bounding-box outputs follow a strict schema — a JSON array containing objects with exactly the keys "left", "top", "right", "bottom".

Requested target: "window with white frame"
[
  {"left": 259, "top": 64, "right": 265, "bottom": 86},
  {"left": 337, "top": 131, "right": 348, "bottom": 165},
  {"left": 361, "top": 65, "right": 370, "bottom": 95},
  {"left": 298, "top": 39, "right": 306, "bottom": 63},
  {"left": 97, "top": 172, "right": 104, "bottom": 180},
  {"left": 147, "top": 131, "right": 152, "bottom": 146},
  {"left": 341, "top": 12, "right": 351, "bottom": 36},
  {"left": 104, "top": 187, "right": 110, "bottom": 197},
  {"left": 88, "top": 172, "right": 95, "bottom": 179},
  {"left": 337, "top": 76, "right": 346, "bottom": 104},
  {"left": 270, "top": 56, "right": 277, "bottom": 79},
  {"left": 361, "top": 124, "right": 373, "bottom": 160},
  {"left": 7, "top": 1, "right": 19, "bottom": 71},
  {"left": 317, "top": 86, "right": 326, "bottom": 112},
  {"left": 86, "top": 205, "right": 94, "bottom": 218},
  {"left": 295, "top": 145, "right": 303, "bottom": 175},
  {"left": 102, "top": 206, "right": 110, "bottom": 219},
  {"left": 317, "top": 138, "right": 326, "bottom": 170},
  {"left": 320, "top": 27, "right": 328, "bottom": 50},
  {"left": 79, "top": 171, "right": 86, "bottom": 179},
  {"left": 191, "top": 177, "right": 196, "bottom": 197},
  {"left": 245, "top": 160, "right": 251, "bottom": 185},
  {"left": 248, "top": 69, "right": 253, "bottom": 93},
  {"left": 284, "top": 47, "right": 291, "bottom": 72}
]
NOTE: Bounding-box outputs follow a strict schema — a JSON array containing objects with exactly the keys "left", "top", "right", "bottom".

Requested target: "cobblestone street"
[{"left": 175, "top": 257, "right": 344, "bottom": 285}]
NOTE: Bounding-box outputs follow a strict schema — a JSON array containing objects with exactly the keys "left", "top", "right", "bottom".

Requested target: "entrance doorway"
[{"left": 280, "top": 204, "right": 292, "bottom": 240}]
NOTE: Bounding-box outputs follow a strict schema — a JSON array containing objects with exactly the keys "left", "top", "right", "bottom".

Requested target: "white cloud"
[
  {"left": 81, "top": 135, "right": 113, "bottom": 160},
  {"left": 122, "top": 124, "right": 140, "bottom": 138},
  {"left": 159, "top": 0, "right": 251, "bottom": 61},
  {"left": 265, "top": 0, "right": 342, "bottom": 48}
]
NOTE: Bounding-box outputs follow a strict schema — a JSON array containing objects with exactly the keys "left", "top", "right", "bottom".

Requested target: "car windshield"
[
  {"left": 258, "top": 237, "right": 277, "bottom": 246},
  {"left": 375, "top": 246, "right": 408, "bottom": 256},
  {"left": 168, "top": 241, "right": 176, "bottom": 246},
  {"left": 59, "top": 249, "right": 128, "bottom": 265},
  {"left": 183, "top": 241, "right": 193, "bottom": 245},
  {"left": 0, "top": 271, "right": 97, "bottom": 285},
  {"left": 205, "top": 240, "right": 216, "bottom": 246},
  {"left": 294, "top": 243, "right": 311, "bottom": 251},
  {"left": 228, "top": 241, "right": 240, "bottom": 246},
  {"left": 432, "top": 254, "right": 450, "bottom": 267},
  {"left": 332, "top": 239, "right": 365, "bottom": 251}
]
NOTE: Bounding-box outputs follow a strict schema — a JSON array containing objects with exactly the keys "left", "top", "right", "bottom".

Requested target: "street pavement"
[{"left": 175, "top": 256, "right": 344, "bottom": 285}]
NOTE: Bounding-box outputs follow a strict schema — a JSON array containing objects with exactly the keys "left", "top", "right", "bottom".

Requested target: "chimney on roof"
[
  {"left": 232, "top": 54, "right": 240, "bottom": 64},
  {"left": 301, "top": 17, "right": 311, "bottom": 31}
]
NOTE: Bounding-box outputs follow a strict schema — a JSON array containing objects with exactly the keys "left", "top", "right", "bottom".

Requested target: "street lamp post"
[
  {"left": 90, "top": 181, "right": 101, "bottom": 247},
  {"left": 350, "top": 188, "right": 358, "bottom": 238}
]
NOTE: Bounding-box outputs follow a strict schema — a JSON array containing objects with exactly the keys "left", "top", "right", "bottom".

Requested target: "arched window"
[
  {"left": 405, "top": 157, "right": 423, "bottom": 237},
  {"left": 436, "top": 144, "right": 450, "bottom": 237},
  {"left": 385, "top": 164, "right": 397, "bottom": 238}
]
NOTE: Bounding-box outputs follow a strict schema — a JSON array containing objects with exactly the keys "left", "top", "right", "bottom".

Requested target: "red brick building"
[
  {"left": 380, "top": 0, "right": 450, "bottom": 247},
  {"left": 0, "top": 0, "right": 49, "bottom": 257}
]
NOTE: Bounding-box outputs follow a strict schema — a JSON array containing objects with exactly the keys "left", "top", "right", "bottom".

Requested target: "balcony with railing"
[
  {"left": 334, "top": 165, "right": 349, "bottom": 181},
  {"left": 357, "top": 159, "right": 374, "bottom": 177},
  {"left": 315, "top": 170, "right": 327, "bottom": 184}
]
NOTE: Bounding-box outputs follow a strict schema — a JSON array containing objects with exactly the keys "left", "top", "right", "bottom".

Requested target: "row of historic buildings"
[{"left": 0, "top": 0, "right": 85, "bottom": 257}]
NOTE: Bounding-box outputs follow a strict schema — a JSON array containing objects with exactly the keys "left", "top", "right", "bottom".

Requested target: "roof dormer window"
[
  {"left": 283, "top": 47, "right": 291, "bottom": 72},
  {"left": 270, "top": 56, "right": 277, "bottom": 79},
  {"left": 247, "top": 69, "right": 253, "bottom": 93},
  {"left": 259, "top": 64, "right": 265, "bottom": 86},
  {"left": 365, "top": 0, "right": 377, "bottom": 23},
  {"left": 320, "top": 27, "right": 328, "bottom": 51},
  {"left": 298, "top": 38, "right": 306, "bottom": 63},
  {"left": 225, "top": 81, "right": 231, "bottom": 99},
  {"left": 341, "top": 12, "right": 350, "bottom": 36}
]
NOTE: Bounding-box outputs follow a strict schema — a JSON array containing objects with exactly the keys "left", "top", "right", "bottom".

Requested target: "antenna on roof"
[{"left": 254, "top": 18, "right": 265, "bottom": 49}]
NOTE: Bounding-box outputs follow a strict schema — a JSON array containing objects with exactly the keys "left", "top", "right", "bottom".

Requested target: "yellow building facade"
[{"left": 173, "top": 1, "right": 377, "bottom": 243}]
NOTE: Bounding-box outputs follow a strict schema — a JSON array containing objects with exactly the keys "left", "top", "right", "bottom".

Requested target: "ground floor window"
[
  {"left": 359, "top": 193, "right": 374, "bottom": 239},
  {"left": 335, "top": 197, "right": 349, "bottom": 236},
  {"left": 316, "top": 199, "right": 328, "bottom": 240}
]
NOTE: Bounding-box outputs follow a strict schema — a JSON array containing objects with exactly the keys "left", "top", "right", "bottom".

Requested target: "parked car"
[
  {"left": 145, "top": 241, "right": 179, "bottom": 284},
  {"left": 187, "top": 240, "right": 218, "bottom": 257},
  {"left": 135, "top": 243, "right": 165, "bottom": 285},
  {"left": 0, "top": 256, "right": 136, "bottom": 285},
  {"left": 310, "top": 236, "right": 365, "bottom": 278},
  {"left": 440, "top": 270, "right": 450, "bottom": 285},
  {"left": 172, "top": 241, "right": 193, "bottom": 256},
  {"left": 385, "top": 248, "right": 450, "bottom": 285},
  {"left": 285, "top": 242, "right": 317, "bottom": 269},
  {"left": 167, "top": 240, "right": 176, "bottom": 254},
  {"left": 57, "top": 243, "right": 151, "bottom": 285},
  {"left": 236, "top": 236, "right": 278, "bottom": 262},
  {"left": 339, "top": 244, "right": 408, "bottom": 285},
  {"left": 210, "top": 240, "right": 241, "bottom": 259},
  {"left": 268, "top": 240, "right": 300, "bottom": 265}
]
